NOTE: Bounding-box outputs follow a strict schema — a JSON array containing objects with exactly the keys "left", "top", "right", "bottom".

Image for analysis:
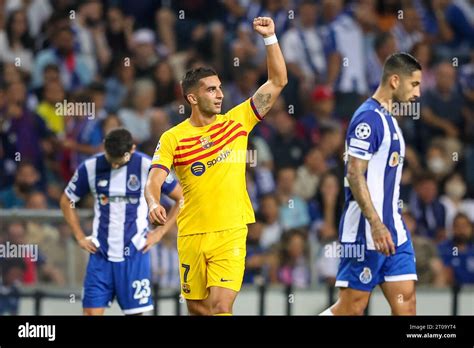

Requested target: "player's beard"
[{"left": 199, "top": 99, "right": 220, "bottom": 117}]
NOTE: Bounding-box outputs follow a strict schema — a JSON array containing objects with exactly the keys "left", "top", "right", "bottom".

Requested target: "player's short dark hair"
[
  {"left": 181, "top": 67, "right": 217, "bottom": 104},
  {"left": 104, "top": 128, "right": 133, "bottom": 158},
  {"left": 381, "top": 52, "right": 422, "bottom": 83}
]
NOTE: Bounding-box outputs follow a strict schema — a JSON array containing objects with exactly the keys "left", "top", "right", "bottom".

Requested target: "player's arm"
[
  {"left": 346, "top": 155, "right": 395, "bottom": 256},
  {"left": 251, "top": 17, "right": 288, "bottom": 118},
  {"left": 143, "top": 182, "right": 183, "bottom": 253},
  {"left": 59, "top": 193, "right": 97, "bottom": 254},
  {"left": 144, "top": 168, "right": 168, "bottom": 225}
]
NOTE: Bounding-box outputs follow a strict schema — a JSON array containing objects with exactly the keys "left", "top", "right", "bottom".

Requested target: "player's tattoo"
[
  {"left": 346, "top": 157, "right": 381, "bottom": 226},
  {"left": 253, "top": 92, "right": 272, "bottom": 116}
]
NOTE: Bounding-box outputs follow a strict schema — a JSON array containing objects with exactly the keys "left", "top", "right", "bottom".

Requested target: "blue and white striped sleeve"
[
  {"left": 346, "top": 111, "right": 384, "bottom": 161},
  {"left": 64, "top": 163, "right": 90, "bottom": 202}
]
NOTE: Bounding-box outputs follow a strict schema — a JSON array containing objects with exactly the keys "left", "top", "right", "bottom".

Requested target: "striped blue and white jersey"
[
  {"left": 65, "top": 151, "right": 177, "bottom": 262},
  {"left": 340, "top": 98, "right": 409, "bottom": 250}
]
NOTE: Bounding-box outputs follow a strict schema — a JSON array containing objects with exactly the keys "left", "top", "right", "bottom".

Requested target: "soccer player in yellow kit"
[{"left": 145, "top": 17, "right": 287, "bottom": 315}]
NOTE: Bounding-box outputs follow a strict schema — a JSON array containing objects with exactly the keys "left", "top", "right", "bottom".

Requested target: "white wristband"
[{"left": 263, "top": 34, "right": 278, "bottom": 46}]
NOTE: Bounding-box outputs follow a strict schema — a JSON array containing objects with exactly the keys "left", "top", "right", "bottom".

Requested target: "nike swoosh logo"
[{"left": 220, "top": 278, "right": 233, "bottom": 282}]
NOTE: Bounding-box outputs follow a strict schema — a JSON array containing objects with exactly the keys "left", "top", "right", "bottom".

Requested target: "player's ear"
[
  {"left": 187, "top": 93, "right": 198, "bottom": 105},
  {"left": 389, "top": 74, "right": 400, "bottom": 90}
]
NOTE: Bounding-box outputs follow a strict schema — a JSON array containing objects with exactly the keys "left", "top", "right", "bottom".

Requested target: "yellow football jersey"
[{"left": 151, "top": 98, "right": 263, "bottom": 236}]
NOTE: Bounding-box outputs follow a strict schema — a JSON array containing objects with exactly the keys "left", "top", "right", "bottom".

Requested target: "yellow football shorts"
[{"left": 177, "top": 226, "right": 248, "bottom": 300}]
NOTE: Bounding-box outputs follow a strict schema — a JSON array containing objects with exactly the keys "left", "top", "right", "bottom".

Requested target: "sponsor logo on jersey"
[
  {"left": 98, "top": 194, "right": 139, "bottom": 205},
  {"left": 207, "top": 150, "right": 231, "bottom": 168},
  {"left": 190, "top": 162, "right": 206, "bottom": 176},
  {"left": 389, "top": 152, "right": 404, "bottom": 167}
]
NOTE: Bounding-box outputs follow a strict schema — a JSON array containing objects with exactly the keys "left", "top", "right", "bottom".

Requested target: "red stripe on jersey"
[
  {"left": 179, "top": 135, "right": 201, "bottom": 143},
  {"left": 178, "top": 122, "right": 227, "bottom": 143},
  {"left": 150, "top": 164, "right": 170, "bottom": 174},
  {"left": 173, "top": 131, "right": 247, "bottom": 166},
  {"left": 250, "top": 97, "right": 263, "bottom": 120},
  {"left": 208, "top": 121, "right": 227, "bottom": 132},
  {"left": 175, "top": 120, "right": 235, "bottom": 151},
  {"left": 174, "top": 123, "right": 243, "bottom": 159}
]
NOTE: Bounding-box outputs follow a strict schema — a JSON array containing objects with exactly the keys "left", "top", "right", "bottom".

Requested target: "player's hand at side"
[
  {"left": 148, "top": 203, "right": 167, "bottom": 225},
  {"left": 142, "top": 229, "right": 165, "bottom": 253},
  {"left": 78, "top": 237, "right": 97, "bottom": 254},
  {"left": 253, "top": 17, "right": 275, "bottom": 37},
  {"left": 371, "top": 222, "right": 395, "bottom": 256}
]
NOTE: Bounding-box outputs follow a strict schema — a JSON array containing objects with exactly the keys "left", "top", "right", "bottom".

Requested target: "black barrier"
[{"left": 0, "top": 283, "right": 466, "bottom": 315}]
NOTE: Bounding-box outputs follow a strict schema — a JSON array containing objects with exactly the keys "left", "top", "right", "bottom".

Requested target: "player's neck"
[
  {"left": 189, "top": 109, "right": 217, "bottom": 127},
  {"left": 372, "top": 87, "right": 394, "bottom": 114}
]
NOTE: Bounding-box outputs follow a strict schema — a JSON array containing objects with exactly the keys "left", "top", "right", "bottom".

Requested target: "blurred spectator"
[
  {"left": 278, "top": 229, "right": 311, "bottom": 289},
  {"left": 100, "top": 113, "right": 122, "bottom": 137},
  {"left": 317, "top": 121, "right": 344, "bottom": 170},
  {"left": 425, "top": 140, "right": 456, "bottom": 181},
  {"left": 72, "top": 0, "right": 111, "bottom": 75},
  {"left": 0, "top": 161, "right": 40, "bottom": 208},
  {"left": 244, "top": 218, "right": 279, "bottom": 284},
  {"left": 88, "top": 82, "right": 108, "bottom": 120},
  {"left": 0, "top": 258, "right": 25, "bottom": 315},
  {"left": 5, "top": 221, "right": 63, "bottom": 286},
  {"left": 269, "top": 103, "right": 307, "bottom": 169},
  {"left": 150, "top": 228, "right": 180, "bottom": 289},
  {"left": 438, "top": 213, "right": 474, "bottom": 285},
  {"left": 430, "top": 0, "right": 474, "bottom": 60},
  {"left": 104, "top": 56, "right": 135, "bottom": 112},
  {"left": 310, "top": 172, "right": 343, "bottom": 286},
  {"left": 404, "top": 211, "right": 446, "bottom": 286},
  {"left": 410, "top": 41, "right": 436, "bottom": 92},
  {"left": 281, "top": 1, "right": 335, "bottom": 96},
  {"left": 118, "top": 79, "right": 156, "bottom": 144},
  {"left": 223, "top": 63, "right": 259, "bottom": 112},
  {"left": 391, "top": 5, "right": 424, "bottom": 52},
  {"left": 36, "top": 80, "right": 66, "bottom": 136},
  {"left": 24, "top": 191, "right": 75, "bottom": 286},
  {"left": 367, "top": 31, "right": 398, "bottom": 92},
  {"left": 419, "top": 61, "right": 464, "bottom": 152},
  {"left": 32, "top": 26, "right": 93, "bottom": 92},
  {"left": 31, "top": 63, "right": 61, "bottom": 101},
  {"left": 294, "top": 148, "right": 327, "bottom": 201},
  {"left": 105, "top": 6, "right": 133, "bottom": 62},
  {"left": 131, "top": 29, "right": 160, "bottom": 78},
  {"left": 0, "top": 80, "right": 52, "bottom": 186},
  {"left": 410, "top": 173, "right": 447, "bottom": 241},
  {"left": 0, "top": 9, "right": 34, "bottom": 74},
  {"left": 308, "top": 171, "right": 343, "bottom": 243},
  {"left": 259, "top": 194, "right": 283, "bottom": 251},
  {"left": 140, "top": 108, "right": 171, "bottom": 157},
  {"left": 276, "top": 167, "right": 310, "bottom": 231},
  {"left": 152, "top": 60, "right": 180, "bottom": 108},
  {"left": 459, "top": 51, "right": 474, "bottom": 194},
  {"left": 61, "top": 92, "right": 103, "bottom": 178},
  {"left": 297, "top": 84, "right": 337, "bottom": 146},
  {"left": 5, "top": 0, "right": 52, "bottom": 38},
  {"left": 328, "top": 0, "right": 375, "bottom": 118},
  {"left": 230, "top": 21, "right": 258, "bottom": 66},
  {"left": 440, "top": 173, "right": 474, "bottom": 233}
]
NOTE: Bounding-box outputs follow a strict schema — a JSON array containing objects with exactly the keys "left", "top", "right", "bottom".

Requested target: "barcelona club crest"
[
  {"left": 182, "top": 283, "right": 191, "bottom": 294},
  {"left": 127, "top": 174, "right": 141, "bottom": 191},
  {"left": 199, "top": 135, "right": 213, "bottom": 149}
]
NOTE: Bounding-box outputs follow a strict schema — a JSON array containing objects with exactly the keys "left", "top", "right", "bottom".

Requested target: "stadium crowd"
[{"left": 0, "top": 0, "right": 473, "bottom": 314}]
